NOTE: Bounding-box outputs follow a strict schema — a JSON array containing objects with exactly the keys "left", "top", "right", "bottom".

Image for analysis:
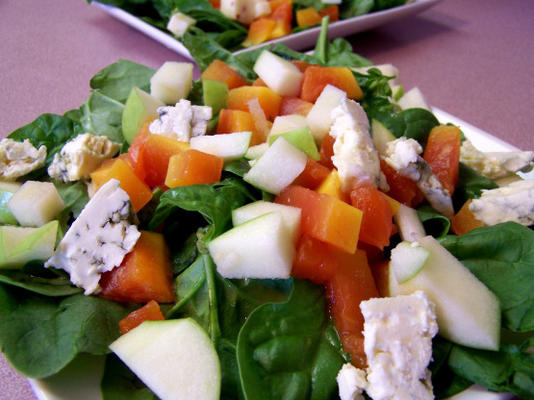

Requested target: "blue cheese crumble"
[
  {"left": 44, "top": 179, "right": 140, "bottom": 295},
  {"left": 0, "top": 138, "right": 46, "bottom": 180},
  {"left": 48, "top": 133, "right": 120, "bottom": 182}
]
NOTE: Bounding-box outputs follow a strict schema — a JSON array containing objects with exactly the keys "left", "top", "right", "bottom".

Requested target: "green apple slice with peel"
[
  {"left": 268, "top": 127, "right": 320, "bottom": 160},
  {"left": 371, "top": 118, "right": 396, "bottom": 156},
  {"left": 243, "top": 137, "right": 307, "bottom": 194},
  {"left": 150, "top": 61, "right": 193, "bottom": 105},
  {"left": 244, "top": 143, "right": 268, "bottom": 160},
  {"left": 231, "top": 200, "right": 301, "bottom": 243},
  {"left": 122, "top": 87, "right": 164, "bottom": 144},
  {"left": 269, "top": 114, "right": 308, "bottom": 136},
  {"left": 190, "top": 131, "right": 251, "bottom": 162},
  {"left": 390, "top": 235, "right": 501, "bottom": 351},
  {"left": 253, "top": 50, "right": 303, "bottom": 97},
  {"left": 389, "top": 241, "right": 430, "bottom": 283},
  {"left": 208, "top": 212, "right": 295, "bottom": 279},
  {"left": 110, "top": 318, "right": 220, "bottom": 400},
  {"left": 0, "top": 220, "right": 58, "bottom": 269},
  {"left": 0, "top": 181, "right": 21, "bottom": 225},
  {"left": 202, "top": 79, "right": 228, "bottom": 115}
]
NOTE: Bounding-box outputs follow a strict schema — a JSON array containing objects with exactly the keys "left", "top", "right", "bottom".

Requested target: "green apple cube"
[
  {"left": 0, "top": 181, "right": 21, "bottom": 225},
  {"left": 208, "top": 212, "right": 295, "bottom": 279},
  {"left": 268, "top": 127, "right": 319, "bottom": 160},
  {"left": 371, "top": 118, "right": 396, "bottom": 156},
  {"left": 202, "top": 79, "right": 228, "bottom": 115},
  {"left": 397, "top": 87, "right": 431, "bottom": 111},
  {"left": 244, "top": 143, "right": 268, "bottom": 160},
  {"left": 190, "top": 131, "right": 251, "bottom": 162},
  {"left": 306, "top": 84, "right": 347, "bottom": 144},
  {"left": 390, "top": 235, "right": 501, "bottom": 351},
  {"left": 8, "top": 181, "right": 65, "bottom": 227},
  {"left": 110, "top": 318, "right": 220, "bottom": 400},
  {"left": 253, "top": 50, "right": 303, "bottom": 97},
  {"left": 0, "top": 220, "right": 58, "bottom": 269},
  {"left": 122, "top": 87, "right": 164, "bottom": 144},
  {"left": 269, "top": 114, "right": 309, "bottom": 137},
  {"left": 231, "top": 200, "right": 301, "bottom": 243},
  {"left": 243, "top": 137, "right": 307, "bottom": 194},
  {"left": 167, "top": 12, "right": 196, "bottom": 37},
  {"left": 389, "top": 241, "right": 430, "bottom": 283},
  {"left": 150, "top": 61, "right": 193, "bottom": 105}
]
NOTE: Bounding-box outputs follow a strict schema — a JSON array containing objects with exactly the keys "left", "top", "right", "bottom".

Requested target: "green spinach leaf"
[
  {"left": 78, "top": 92, "right": 125, "bottom": 144},
  {"left": 101, "top": 354, "right": 158, "bottom": 400},
  {"left": 340, "top": 0, "right": 374, "bottom": 19}
]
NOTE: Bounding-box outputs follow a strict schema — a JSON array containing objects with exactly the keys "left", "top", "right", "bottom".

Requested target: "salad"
[
  {"left": 87, "top": 0, "right": 411, "bottom": 52},
  {"left": 1, "top": 21, "right": 533, "bottom": 400}
]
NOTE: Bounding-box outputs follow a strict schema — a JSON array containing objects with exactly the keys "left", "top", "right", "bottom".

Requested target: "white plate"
[
  {"left": 28, "top": 108, "right": 521, "bottom": 400},
  {"left": 92, "top": 0, "right": 443, "bottom": 60}
]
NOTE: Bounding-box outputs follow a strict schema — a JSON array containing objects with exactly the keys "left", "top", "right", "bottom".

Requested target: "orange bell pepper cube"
[
  {"left": 201, "top": 59, "right": 249, "bottom": 90},
  {"left": 296, "top": 7, "right": 322, "bottom": 27},
  {"left": 165, "top": 149, "right": 223, "bottom": 188},
  {"left": 216, "top": 108, "right": 265, "bottom": 145},
  {"left": 300, "top": 65, "right": 363, "bottom": 103},
  {"left": 275, "top": 185, "right": 362, "bottom": 254},
  {"left": 451, "top": 199, "right": 484, "bottom": 236},
  {"left": 226, "top": 86, "right": 282, "bottom": 121},
  {"left": 118, "top": 300, "right": 165, "bottom": 334},
  {"left": 99, "top": 231, "right": 176, "bottom": 304},
  {"left": 270, "top": 2, "right": 293, "bottom": 39},
  {"left": 90, "top": 157, "right": 153, "bottom": 212},
  {"left": 243, "top": 18, "right": 277, "bottom": 47},
  {"left": 423, "top": 125, "right": 461, "bottom": 195}
]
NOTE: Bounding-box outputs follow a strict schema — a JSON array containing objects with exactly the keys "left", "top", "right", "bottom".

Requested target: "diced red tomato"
[
  {"left": 380, "top": 159, "right": 424, "bottom": 207},
  {"left": 292, "top": 158, "right": 331, "bottom": 190},
  {"left": 292, "top": 234, "right": 337, "bottom": 284},
  {"left": 118, "top": 300, "right": 165, "bottom": 334},
  {"left": 319, "top": 133, "right": 335, "bottom": 169}
]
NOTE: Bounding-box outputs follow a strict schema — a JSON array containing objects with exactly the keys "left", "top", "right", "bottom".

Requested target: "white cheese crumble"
[
  {"left": 337, "top": 363, "right": 367, "bottom": 400},
  {"left": 329, "top": 98, "right": 387, "bottom": 192},
  {"left": 0, "top": 138, "right": 46, "bottom": 180},
  {"left": 44, "top": 179, "right": 140, "bottom": 295},
  {"left": 47, "top": 133, "right": 120, "bottom": 182},
  {"left": 149, "top": 99, "right": 212, "bottom": 142},
  {"left": 469, "top": 179, "right": 534, "bottom": 226},
  {"left": 338, "top": 291, "right": 438, "bottom": 400},
  {"left": 383, "top": 137, "right": 454, "bottom": 217},
  {"left": 460, "top": 139, "right": 534, "bottom": 179}
]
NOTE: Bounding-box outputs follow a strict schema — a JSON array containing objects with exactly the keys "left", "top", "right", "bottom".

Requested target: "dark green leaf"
[
  {"left": 417, "top": 205, "right": 451, "bottom": 238},
  {"left": 101, "top": 354, "right": 158, "bottom": 400},
  {"left": 340, "top": 0, "right": 374, "bottom": 19},
  {"left": 78, "top": 92, "right": 125, "bottom": 144},
  {"left": 453, "top": 163, "right": 498, "bottom": 209}
]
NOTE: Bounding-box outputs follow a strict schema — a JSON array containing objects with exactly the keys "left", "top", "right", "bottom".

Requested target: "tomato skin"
[
  {"left": 292, "top": 234, "right": 337, "bottom": 284},
  {"left": 423, "top": 125, "right": 461, "bottom": 195},
  {"left": 349, "top": 185, "right": 393, "bottom": 250}
]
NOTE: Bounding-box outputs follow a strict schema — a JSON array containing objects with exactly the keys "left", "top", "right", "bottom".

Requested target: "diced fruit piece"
[
  {"left": 244, "top": 142, "right": 268, "bottom": 159},
  {"left": 119, "top": 300, "right": 165, "bottom": 335},
  {"left": 300, "top": 66, "right": 363, "bottom": 103},
  {"left": 226, "top": 86, "right": 282, "bottom": 120},
  {"left": 268, "top": 127, "right": 319, "bottom": 160},
  {"left": 231, "top": 200, "right": 301, "bottom": 243},
  {"left": 269, "top": 2, "right": 292, "bottom": 38},
  {"left": 99, "top": 231, "right": 175, "bottom": 303},
  {"left": 319, "top": 132, "right": 335, "bottom": 169},
  {"left": 389, "top": 241, "right": 430, "bottom": 283},
  {"left": 0, "top": 181, "right": 21, "bottom": 225},
  {"left": 319, "top": 5, "right": 339, "bottom": 21},
  {"left": 275, "top": 185, "right": 362, "bottom": 254},
  {"left": 127, "top": 125, "right": 150, "bottom": 181},
  {"left": 242, "top": 18, "right": 277, "bottom": 47},
  {"left": 326, "top": 249, "right": 379, "bottom": 368},
  {"left": 349, "top": 185, "right": 393, "bottom": 250},
  {"left": 269, "top": 0, "right": 291, "bottom": 12},
  {"left": 292, "top": 158, "right": 331, "bottom": 190},
  {"left": 371, "top": 118, "right": 396, "bottom": 156},
  {"left": 110, "top": 318, "right": 220, "bottom": 400},
  {"left": 269, "top": 114, "right": 308, "bottom": 136},
  {"left": 202, "top": 79, "right": 228, "bottom": 115},
  {"left": 201, "top": 60, "right": 248, "bottom": 90},
  {"left": 140, "top": 134, "right": 190, "bottom": 188},
  {"left": 306, "top": 84, "right": 346, "bottom": 144},
  {"left": 190, "top": 131, "right": 251, "bottom": 161},
  {"left": 167, "top": 12, "right": 196, "bottom": 37},
  {"left": 165, "top": 149, "right": 223, "bottom": 188},
  {"left": 296, "top": 7, "right": 322, "bottom": 26},
  {"left": 253, "top": 50, "right": 304, "bottom": 97},
  {"left": 247, "top": 97, "right": 271, "bottom": 144},
  {"left": 244, "top": 137, "right": 307, "bottom": 194},
  {"left": 279, "top": 96, "right": 313, "bottom": 116},
  {"left": 380, "top": 159, "right": 424, "bottom": 207},
  {"left": 122, "top": 87, "right": 165, "bottom": 144},
  {"left": 390, "top": 235, "right": 501, "bottom": 351},
  {"left": 150, "top": 61, "right": 193, "bottom": 104},
  {"left": 394, "top": 204, "right": 426, "bottom": 242},
  {"left": 0, "top": 220, "right": 58, "bottom": 269},
  {"left": 8, "top": 181, "right": 65, "bottom": 227},
  {"left": 397, "top": 87, "right": 430, "bottom": 111},
  {"left": 292, "top": 234, "right": 336, "bottom": 284},
  {"left": 217, "top": 108, "right": 262, "bottom": 146},
  {"left": 208, "top": 212, "right": 295, "bottom": 279},
  {"left": 451, "top": 199, "right": 484, "bottom": 236},
  {"left": 423, "top": 125, "right": 461, "bottom": 195},
  {"left": 317, "top": 169, "right": 345, "bottom": 200},
  {"left": 90, "top": 157, "right": 153, "bottom": 212}
]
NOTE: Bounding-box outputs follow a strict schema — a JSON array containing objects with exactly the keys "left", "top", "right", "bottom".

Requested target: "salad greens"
[
  {"left": 1, "top": 21, "right": 533, "bottom": 400},
  {"left": 87, "top": 0, "right": 409, "bottom": 52}
]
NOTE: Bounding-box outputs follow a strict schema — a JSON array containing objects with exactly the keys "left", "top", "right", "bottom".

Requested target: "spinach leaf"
[
  {"left": 373, "top": 0, "right": 406, "bottom": 11},
  {"left": 8, "top": 113, "right": 78, "bottom": 169},
  {"left": 78, "top": 92, "right": 125, "bottom": 144},
  {"left": 89, "top": 59, "right": 155, "bottom": 104},
  {"left": 0, "top": 285, "right": 133, "bottom": 378},
  {"left": 0, "top": 268, "right": 81, "bottom": 297},
  {"left": 236, "top": 279, "right": 346, "bottom": 400},
  {"left": 101, "top": 354, "right": 158, "bottom": 400},
  {"left": 372, "top": 108, "right": 439, "bottom": 145},
  {"left": 417, "top": 205, "right": 451, "bottom": 238},
  {"left": 340, "top": 0, "right": 374, "bottom": 19},
  {"left": 440, "top": 222, "right": 534, "bottom": 332},
  {"left": 452, "top": 163, "right": 498, "bottom": 209}
]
